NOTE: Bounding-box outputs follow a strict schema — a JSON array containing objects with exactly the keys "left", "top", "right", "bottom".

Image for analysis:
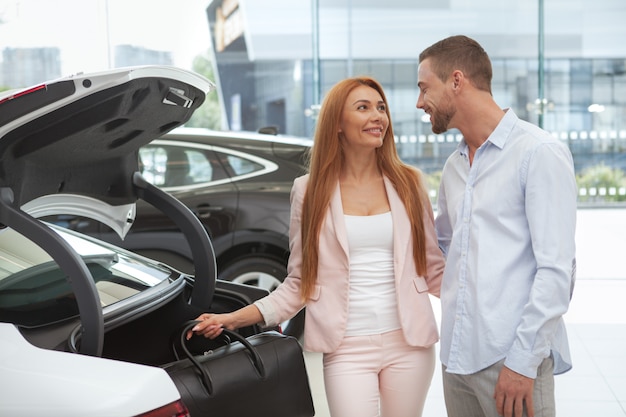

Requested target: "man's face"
[{"left": 416, "top": 58, "right": 455, "bottom": 134}]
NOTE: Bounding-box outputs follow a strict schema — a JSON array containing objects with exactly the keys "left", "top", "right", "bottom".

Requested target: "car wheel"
[{"left": 219, "top": 256, "right": 305, "bottom": 339}]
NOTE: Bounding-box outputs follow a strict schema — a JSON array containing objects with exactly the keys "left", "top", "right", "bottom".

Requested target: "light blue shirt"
[{"left": 436, "top": 109, "right": 577, "bottom": 378}]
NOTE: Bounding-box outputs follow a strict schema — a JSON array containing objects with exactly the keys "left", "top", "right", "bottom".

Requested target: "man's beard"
[{"left": 430, "top": 98, "right": 455, "bottom": 134}]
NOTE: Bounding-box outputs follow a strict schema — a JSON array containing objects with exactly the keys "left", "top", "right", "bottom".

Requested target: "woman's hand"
[
  {"left": 186, "top": 312, "right": 234, "bottom": 340},
  {"left": 186, "top": 304, "right": 264, "bottom": 340}
]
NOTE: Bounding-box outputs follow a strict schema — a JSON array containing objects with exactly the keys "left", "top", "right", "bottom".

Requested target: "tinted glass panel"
[
  {"left": 140, "top": 145, "right": 229, "bottom": 186},
  {"left": 0, "top": 226, "right": 171, "bottom": 327},
  {"left": 225, "top": 154, "right": 264, "bottom": 176}
]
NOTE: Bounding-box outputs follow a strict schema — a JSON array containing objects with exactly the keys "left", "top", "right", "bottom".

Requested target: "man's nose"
[{"left": 416, "top": 94, "right": 424, "bottom": 109}]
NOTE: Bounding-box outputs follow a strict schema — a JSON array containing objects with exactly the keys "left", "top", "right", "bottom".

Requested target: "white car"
[{"left": 0, "top": 66, "right": 270, "bottom": 416}]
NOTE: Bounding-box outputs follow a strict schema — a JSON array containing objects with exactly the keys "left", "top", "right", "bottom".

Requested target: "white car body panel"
[
  {"left": 0, "top": 323, "right": 180, "bottom": 417},
  {"left": 0, "top": 66, "right": 215, "bottom": 136},
  {"left": 22, "top": 194, "right": 136, "bottom": 240}
]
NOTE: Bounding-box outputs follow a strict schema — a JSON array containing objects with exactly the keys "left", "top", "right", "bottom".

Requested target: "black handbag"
[{"left": 161, "top": 320, "right": 315, "bottom": 417}]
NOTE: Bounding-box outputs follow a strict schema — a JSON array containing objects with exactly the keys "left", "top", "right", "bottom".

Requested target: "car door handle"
[{"left": 195, "top": 205, "right": 223, "bottom": 219}]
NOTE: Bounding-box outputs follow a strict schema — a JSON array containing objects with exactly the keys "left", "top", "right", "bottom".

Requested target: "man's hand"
[{"left": 494, "top": 365, "right": 535, "bottom": 417}]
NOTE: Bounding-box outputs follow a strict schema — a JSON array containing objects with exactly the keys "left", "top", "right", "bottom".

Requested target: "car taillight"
[
  {"left": 134, "top": 400, "right": 190, "bottom": 417},
  {"left": 0, "top": 84, "right": 47, "bottom": 105},
  {"left": 0, "top": 80, "right": 75, "bottom": 127}
]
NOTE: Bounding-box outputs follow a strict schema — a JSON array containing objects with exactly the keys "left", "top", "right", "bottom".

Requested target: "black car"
[
  {"left": 57, "top": 128, "right": 312, "bottom": 338},
  {"left": 0, "top": 66, "right": 275, "bottom": 416}
]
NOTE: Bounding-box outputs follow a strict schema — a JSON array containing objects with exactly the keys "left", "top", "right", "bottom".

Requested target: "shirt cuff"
[{"left": 504, "top": 346, "right": 546, "bottom": 379}]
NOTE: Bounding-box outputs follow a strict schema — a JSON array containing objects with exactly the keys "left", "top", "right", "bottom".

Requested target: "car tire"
[{"left": 219, "top": 256, "right": 305, "bottom": 340}]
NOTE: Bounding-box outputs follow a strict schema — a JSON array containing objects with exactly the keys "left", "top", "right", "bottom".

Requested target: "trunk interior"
[{"left": 101, "top": 288, "right": 263, "bottom": 367}]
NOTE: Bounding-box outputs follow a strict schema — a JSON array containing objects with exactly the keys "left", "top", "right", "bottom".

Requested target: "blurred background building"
[
  {"left": 1, "top": 0, "right": 625, "bottom": 201},
  {"left": 204, "top": 0, "right": 626, "bottom": 181}
]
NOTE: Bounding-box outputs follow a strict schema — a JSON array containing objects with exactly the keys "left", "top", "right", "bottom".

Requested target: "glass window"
[
  {"left": 615, "top": 73, "right": 626, "bottom": 106},
  {"left": 224, "top": 153, "right": 264, "bottom": 176},
  {"left": 138, "top": 146, "right": 167, "bottom": 186},
  {"left": 392, "top": 61, "right": 418, "bottom": 87},
  {"left": 187, "top": 149, "right": 214, "bottom": 183},
  {"left": 0, "top": 226, "right": 171, "bottom": 327},
  {"left": 140, "top": 145, "right": 227, "bottom": 187}
]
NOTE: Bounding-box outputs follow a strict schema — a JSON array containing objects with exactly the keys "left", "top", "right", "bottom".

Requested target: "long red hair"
[{"left": 299, "top": 76, "right": 430, "bottom": 301}]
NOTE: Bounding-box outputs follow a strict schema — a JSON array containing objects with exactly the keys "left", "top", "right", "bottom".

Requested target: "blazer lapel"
[
  {"left": 329, "top": 181, "right": 350, "bottom": 259},
  {"left": 327, "top": 178, "right": 410, "bottom": 271},
  {"left": 384, "top": 177, "right": 412, "bottom": 279}
]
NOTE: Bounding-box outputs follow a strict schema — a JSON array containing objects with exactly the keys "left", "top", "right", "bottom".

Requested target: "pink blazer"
[{"left": 254, "top": 174, "right": 445, "bottom": 353}]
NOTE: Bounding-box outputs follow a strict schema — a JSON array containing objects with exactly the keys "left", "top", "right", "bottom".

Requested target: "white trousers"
[{"left": 322, "top": 329, "right": 436, "bottom": 417}]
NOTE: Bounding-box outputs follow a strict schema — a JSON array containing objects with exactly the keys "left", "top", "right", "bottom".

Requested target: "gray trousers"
[{"left": 442, "top": 356, "right": 555, "bottom": 417}]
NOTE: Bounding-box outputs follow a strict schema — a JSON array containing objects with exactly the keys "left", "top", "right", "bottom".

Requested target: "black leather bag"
[{"left": 161, "top": 320, "right": 315, "bottom": 417}]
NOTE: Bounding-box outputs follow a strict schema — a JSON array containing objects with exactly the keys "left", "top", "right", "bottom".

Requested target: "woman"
[{"left": 190, "top": 76, "right": 444, "bottom": 417}]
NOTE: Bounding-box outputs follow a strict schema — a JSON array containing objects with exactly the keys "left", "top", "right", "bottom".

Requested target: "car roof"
[
  {"left": 161, "top": 127, "right": 313, "bottom": 167},
  {"left": 0, "top": 66, "right": 214, "bottom": 208},
  {"left": 164, "top": 127, "right": 314, "bottom": 148}
]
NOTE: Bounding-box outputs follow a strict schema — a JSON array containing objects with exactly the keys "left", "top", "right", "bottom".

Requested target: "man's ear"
[{"left": 452, "top": 71, "right": 461, "bottom": 89}]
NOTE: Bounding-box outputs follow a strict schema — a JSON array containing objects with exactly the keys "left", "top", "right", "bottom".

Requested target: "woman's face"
[{"left": 338, "top": 85, "right": 388, "bottom": 151}]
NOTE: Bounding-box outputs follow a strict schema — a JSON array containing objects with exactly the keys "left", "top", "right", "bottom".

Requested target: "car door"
[
  {"left": 136, "top": 142, "right": 239, "bottom": 236},
  {"left": 112, "top": 141, "right": 239, "bottom": 273}
]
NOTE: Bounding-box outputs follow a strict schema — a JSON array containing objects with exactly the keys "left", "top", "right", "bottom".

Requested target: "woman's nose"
[{"left": 370, "top": 108, "right": 386, "bottom": 121}]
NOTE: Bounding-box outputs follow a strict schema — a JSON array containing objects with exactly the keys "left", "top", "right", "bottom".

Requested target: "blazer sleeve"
[
  {"left": 253, "top": 175, "right": 308, "bottom": 327},
  {"left": 423, "top": 199, "right": 445, "bottom": 298}
]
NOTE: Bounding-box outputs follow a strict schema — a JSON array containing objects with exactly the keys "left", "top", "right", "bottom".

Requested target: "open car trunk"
[
  {"left": 99, "top": 282, "right": 267, "bottom": 367},
  {"left": 0, "top": 66, "right": 221, "bottom": 357},
  {"left": 0, "top": 66, "right": 291, "bottom": 416}
]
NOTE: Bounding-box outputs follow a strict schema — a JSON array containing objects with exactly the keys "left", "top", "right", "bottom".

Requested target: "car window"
[
  {"left": 139, "top": 145, "right": 229, "bottom": 187},
  {"left": 138, "top": 146, "right": 168, "bottom": 185},
  {"left": 0, "top": 226, "right": 172, "bottom": 327},
  {"left": 224, "top": 154, "right": 264, "bottom": 176}
]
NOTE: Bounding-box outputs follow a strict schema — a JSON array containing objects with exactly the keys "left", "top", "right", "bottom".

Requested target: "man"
[{"left": 417, "top": 35, "right": 577, "bottom": 417}]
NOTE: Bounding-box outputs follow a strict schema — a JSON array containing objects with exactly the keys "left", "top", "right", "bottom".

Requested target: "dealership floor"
[{"left": 303, "top": 208, "right": 626, "bottom": 416}]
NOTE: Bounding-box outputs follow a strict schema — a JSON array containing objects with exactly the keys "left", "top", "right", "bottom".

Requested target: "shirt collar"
[
  {"left": 456, "top": 108, "right": 518, "bottom": 155},
  {"left": 488, "top": 108, "right": 517, "bottom": 149}
]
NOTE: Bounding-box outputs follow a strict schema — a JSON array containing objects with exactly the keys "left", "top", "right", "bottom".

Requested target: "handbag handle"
[{"left": 177, "top": 320, "right": 267, "bottom": 395}]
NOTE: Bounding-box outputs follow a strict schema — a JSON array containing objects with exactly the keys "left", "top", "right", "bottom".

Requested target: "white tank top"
[{"left": 343, "top": 211, "right": 401, "bottom": 336}]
